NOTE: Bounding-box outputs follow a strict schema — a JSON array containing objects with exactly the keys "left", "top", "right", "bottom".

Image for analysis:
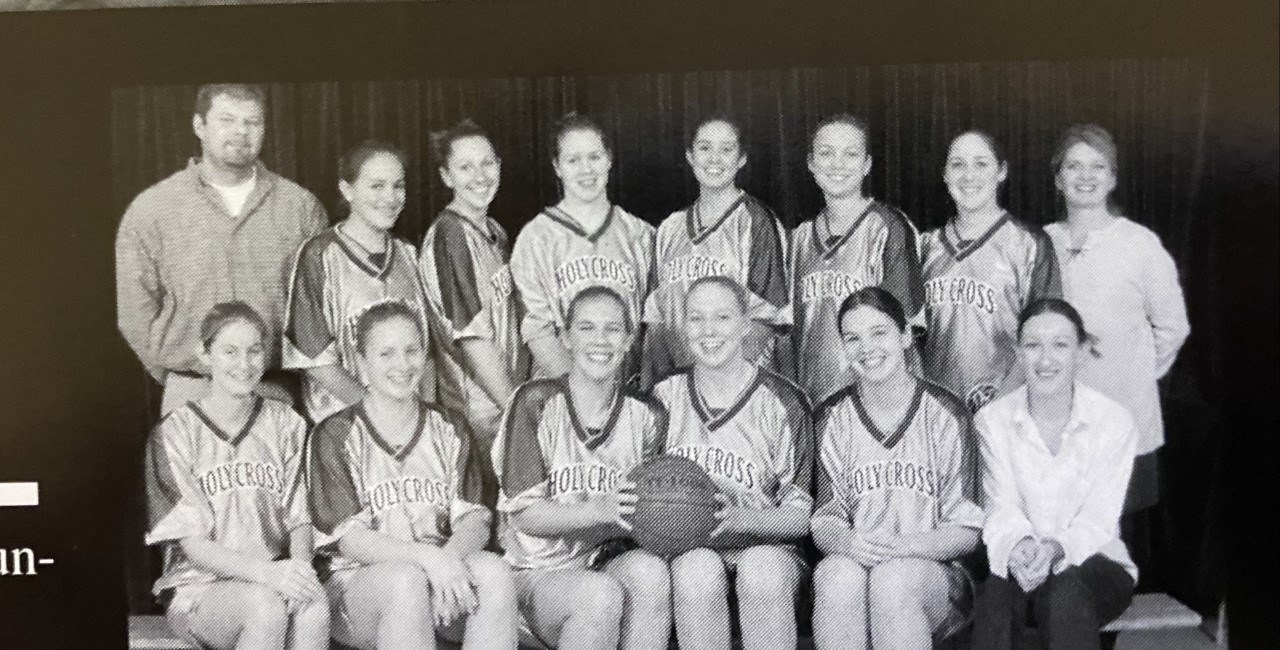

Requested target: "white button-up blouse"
[{"left": 976, "top": 383, "right": 1138, "bottom": 581}]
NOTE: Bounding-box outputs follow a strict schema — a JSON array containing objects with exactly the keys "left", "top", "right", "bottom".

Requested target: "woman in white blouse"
[
  {"left": 974, "top": 298, "right": 1137, "bottom": 650},
  {"left": 1043, "top": 124, "right": 1189, "bottom": 514}
]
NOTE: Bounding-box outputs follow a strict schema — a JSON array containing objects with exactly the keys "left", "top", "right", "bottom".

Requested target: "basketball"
[{"left": 628, "top": 454, "right": 720, "bottom": 556}]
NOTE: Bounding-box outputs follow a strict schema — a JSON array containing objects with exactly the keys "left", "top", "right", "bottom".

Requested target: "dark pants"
[{"left": 974, "top": 554, "right": 1135, "bottom": 650}]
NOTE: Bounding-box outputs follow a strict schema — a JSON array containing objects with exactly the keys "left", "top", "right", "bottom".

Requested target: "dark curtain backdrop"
[{"left": 112, "top": 58, "right": 1223, "bottom": 614}]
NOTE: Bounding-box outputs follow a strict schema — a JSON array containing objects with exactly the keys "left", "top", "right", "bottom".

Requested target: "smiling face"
[
  {"left": 1018, "top": 312, "right": 1085, "bottom": 399},
  {"left": 838, "top": 305, "right": 912, "bottom": 386},
  {"left": 684, "top": 281, "right": 750, "bottom": 370},
  {"left": 194, "top": 94, "right": 265, "bottom": 171},
  {"left": 943, "top": 132, "right": 1007, "bottom": 214},
  {"left": 687, "top": 120, "right": 746, "bottom": 191},
  {"left": 1055, "top": 141, "right": 1117, "bottom": 210},
  {"left": 341, "top": 152, "right": 407, "bottom": 233},
  {"left": 553, "top": 128, "right": 612, "bottom": 204},
  {"left": 440, "top": 135, "right": 500, "bottom": 215},
  {"left": 808, "top": 122, "right": 872, "bottom": 199},
  {"left": 358, "top": 315, "right": 426, "bottom": 402},
  {"left": 199, "top": 319, "right": 266, "bottom": 398},
  {"left": 564, "top": 293, "right": 632, "bottom": 383}
]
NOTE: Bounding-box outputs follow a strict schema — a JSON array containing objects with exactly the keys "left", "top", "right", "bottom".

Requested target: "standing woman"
[
  {"left": 792, "top": 114, "right": 923, "bottom": 405},
  {"left": 309, "top": 302, "right": 518, "bottom": 650},
  {"left": 643, "top": 115, "right": 789, "bottom": 387},
  {"left": 920, "top": 130, "right": 1061, "bottom": 414},
  {"left": 495, "top": 287, "right": 671, "bottom": 650},
  {"left": 811, "top": 287, "right": 983, "bottom": 650},
  {"left": 284, "top": 140, "right": 437, "bottom": 423},
  {"left": 509, "top": 112, "right": 655, "bottom": 380},
  {"left": 145, "top": 301, "right": 328, "bottom": 650},
  {"left": 653, "top": 276, "right": 813, "bottom": 650},
  {"left": 1042, "top": 123, "right": 1189, "bottom": 516},
  {"left": 420, "top": 119, "right": 529, "bottom": 503},
  {"left": 974, "top": 299, "right": 1138, "bottom": 649}
]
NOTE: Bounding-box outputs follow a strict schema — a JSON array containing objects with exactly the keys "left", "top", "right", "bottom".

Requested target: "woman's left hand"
[{"left": 709, "top": 493, "right": 752, "bottom": 539}]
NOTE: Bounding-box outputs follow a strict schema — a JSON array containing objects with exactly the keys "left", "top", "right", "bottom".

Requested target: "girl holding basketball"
[
  {"left": 792, "top": 114, "right": 923, "bottom": 406},
  {"left": 509, "top": 113, "right": 655, "bottom": 380},
  {"left": 810, "top": 287, "right": 983, "bottom": 650},
  {"left": 652, "top": 275, "right": 814, "bottom": 650},
  {"left": 309, "top": 301, "right": 518, "bottom": 650},
  {"left": 145, "top": 301, "right": 329, "bottom": 650},
  {"left": 919, "top": 130, "right": 1061, "bottom": 414},
  {"left": 494, "top": 286, "right": 671, "bottom": 650},
  {"left": 643, "top": 115, "right": 789, "bottom": 386},
  {"left": 284, "top": 140, "right": 440, "bottom": 424}
]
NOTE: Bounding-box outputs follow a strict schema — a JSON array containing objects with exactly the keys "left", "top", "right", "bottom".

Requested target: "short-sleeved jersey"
[
  {"left": 643, "top": 193, "right": 789, "bottom": 381},
  {"left": 309, "top": 401, "right": 484, "bottom": 576},
  {"left": 145, "top": 397, "right": 309, "bottom": 594},
  {"left": 283, "top": 226, "right": 435, "bottom": 422},
  {"left": 652, "top": 369, "right": 813, "bottom": 515},
  {"left": 791, "top": 202, "right": 923, "bottom": 404},
  {"left": 494, "top": 378, "right": 667, "bottom": 571},
  {"left": 419, "top": 209, "right": 529, "bottom": 425},
  {"left": 919, "top": 215, "right": 1060, "bottom": 414},
  {"left": 508, "top": 205, "right": 655, "bottom": 374},
  {"left": 812, "top": 381, "right": 983, "bottom": 540}
]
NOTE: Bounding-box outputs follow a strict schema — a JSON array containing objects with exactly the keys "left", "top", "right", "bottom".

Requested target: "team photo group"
[{"left": 115, "top": 78, "right": 1192, "bottom": 650}]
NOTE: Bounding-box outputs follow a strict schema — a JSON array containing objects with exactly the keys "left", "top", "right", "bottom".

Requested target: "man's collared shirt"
[{"left": 116, "top": 159, "right": 327, "bottom": 380}]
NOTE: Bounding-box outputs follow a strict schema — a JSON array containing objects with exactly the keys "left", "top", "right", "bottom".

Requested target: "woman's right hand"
[
  {"left": 589, "top": 480, "right": 638, "bottom": 534},
  {"left": 416, "top": 546, "right": 479, "bottom": 627},
  {"left": 258, "top": 558, "right": 324, "bottom": 605}
]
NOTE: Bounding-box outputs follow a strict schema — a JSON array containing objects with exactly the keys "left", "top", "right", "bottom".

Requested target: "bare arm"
[
  {"left": 305, "top": 365, "right": 367, "bottom": 409},
  {"left": 526, "top": 335, "right": 573, "bottom": 378},
  {"left": 458, "top": 338, "right": 517, "bottom": 407}
]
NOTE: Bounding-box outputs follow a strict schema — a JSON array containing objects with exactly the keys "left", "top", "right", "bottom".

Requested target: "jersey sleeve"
[
  {"left": 745, "top": 200, "right": 790, "bottom": 313},
  {"left": 770, "top": 378, "right": 815, "bottom": 512},
  {"left": 278, "top": 407, "right": 313, "bottom": 533},
  {"left": 495, "top": 382, "right": 556, "bottom": 513},
  {"left": 810, "top": 402, "right": 852, "bottom": 530},
  {"left": 930, "top": 394, "right": 984, "bottom": 531},
  {"left": 510, "top": 222, "right": 562, "bottom": 343},
  {"left": 308, "top": 409, "right": 368, "bottom": 552},
  {"left": 422, "top": 218, "right": 485, "bottom": 337},
  {"left": 1027, "top": 226, "right": 1063, "bottom": 303},
  {"left": 880, "top": 208, "right": 925, "bottom": 320},
  {"left": 635, "top": 391, "right": 670, "bottom": 460},
  {"left": 443, "top": 412, "right": 487, "bottom": 527},
  {"left": 144, "top": 418, "right": 214, "bottom": 545},
  {"left": 283, "top": 236, "right": 340, "bottom": 369}
]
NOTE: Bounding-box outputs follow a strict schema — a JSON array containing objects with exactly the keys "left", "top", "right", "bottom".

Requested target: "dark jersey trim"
[
  {"left": 686, "top": 191, "right": 747, "bottom": 244},
  {"left": 355, "top": 401, "right": 428, "bottom": 463},
  {"left": 187, "top": 397, "right": 263, "bottom": 446},
  {"left": 333, "top": 225, "right": 398, "bottom": 280},
  {"left": 814, "top": 201, "right": 877, "bottom": 260},
  {"left": 563, "top": 376, "right": 626, "bottom": 452},
  {"left": 850, "top": 380, "right": 924, "bottom": 450},
  {"left": 543, "top": 204, "right": 617, "bottom": 244},
  {"left": 308, "top": 407, "right": 363, "bottom": 536},
  {"left": 941, "top": 212, "right": 1011, "bottom": 262},
  {"left": 688, "top": 367, "right": 764, "bottom": 432},
  {"left": 430, "top": 211, "right": 485, "bottom": 328}
]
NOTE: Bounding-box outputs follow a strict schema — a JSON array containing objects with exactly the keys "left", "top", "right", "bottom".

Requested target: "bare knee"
[
  {"left": 672, "top": 548, "right": 727, "bottom": 600},
  {"left": 814, "top": 555, "right": 868, "bottom": 600},
  {"left": 466, "top": 551, "right": 516, "bottom": 601},
  {"left": 573, "top": 572, "right": 625, "bottom": 624},
  {"left": 608, "top": 550, "right": 671, "bottom": 600},
  {"left": 869, "top": 559, "right": 927, "bottom": 613},
  {"left": 735, "top": 546, "right": 800, "bottom": 602},
  {"left": 239, "top": 584, "right": 290, "bottom": 634},
  {"left": 374, "top": 562, "right": 433, "bottom": 612}
]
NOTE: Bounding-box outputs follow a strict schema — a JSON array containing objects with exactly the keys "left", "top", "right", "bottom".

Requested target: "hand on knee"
[
  {"left": 465, "top": 552, "right": 517, "bottom": 612},
  {"left": 240, "top": 584, "right": 292, "bottom": 638}
]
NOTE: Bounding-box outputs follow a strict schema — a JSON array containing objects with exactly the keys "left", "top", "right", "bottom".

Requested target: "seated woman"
[
  {"left": 145, "top": 301, "right": 328, "bottom": 650},
  {"left": 494, "top": 286, "right": 671, "bottom": 650},
  {"left": 811, "top": 287, "right": 983, "bottom": 650},
  {"left": 974, "top": 298, "right": 1138, "bottom": 650},
  {"left": 309, "top": 301, "right": 518, "bottom": 650},
  {"left": 652, "top": 275, "right": 814, "bottom": 650}
]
